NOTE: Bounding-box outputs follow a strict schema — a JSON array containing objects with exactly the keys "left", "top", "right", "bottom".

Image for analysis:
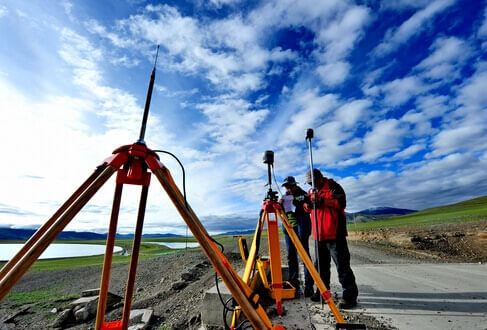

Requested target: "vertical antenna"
[{"left": 137, "top": 45, "right": 160, "bottom": 144}]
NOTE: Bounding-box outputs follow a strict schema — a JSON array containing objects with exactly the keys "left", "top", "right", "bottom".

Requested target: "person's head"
[
  {"left": 306, "top": 169, "right": 325, "bottom": 189},
  {"left": 282, "top": 176, "right": 297, "bottom": 193}
]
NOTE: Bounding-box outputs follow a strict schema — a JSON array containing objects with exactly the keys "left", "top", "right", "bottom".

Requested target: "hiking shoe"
[
  {"left": 304, "top": 287, "right": 314, "bottom": 298},
  {"left": 338, "top": 299, "right": 357, "bottom": 309},
  {"left": 310, "top": 291, "right": 321, "bottom": 302}
]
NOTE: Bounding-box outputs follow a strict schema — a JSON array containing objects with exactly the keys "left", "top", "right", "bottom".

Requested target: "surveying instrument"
[
  {"left": 233, "top": 150, "right": 366, "bottom": 329},
  {"left": 0, "top": 46, "right": 365, "bottom": 329}
]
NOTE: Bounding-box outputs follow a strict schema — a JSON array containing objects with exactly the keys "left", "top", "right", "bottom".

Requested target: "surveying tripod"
[
  {"left": 233, "top": 150, "right": 350, "bottom": 328},
  {"left": 0, "top": 48, "right": 279, "bottom": 330}
]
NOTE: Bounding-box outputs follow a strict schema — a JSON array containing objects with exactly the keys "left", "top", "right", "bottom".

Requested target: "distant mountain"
[
  {"left": 116, "top": 233, "right": 183, "bottom": 239},
  {"left": 355, "top": 207, "right": 417, "bottom": 216},
  {"left": 217, "top": 229, "right": 255, "bottom": 236},
  {"left": 0, "top": 228, "right": 182, "bottom": 241},
  {"left": 346, "top": 207, "right": 417, "bottom": 224},
  {"left": 0, "top": 228, "right": 107, "bottom": 241}
]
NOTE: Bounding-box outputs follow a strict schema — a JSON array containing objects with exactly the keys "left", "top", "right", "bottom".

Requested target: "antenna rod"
[{"left": 138, "top": 45, "right": 160, "bottom": 144}]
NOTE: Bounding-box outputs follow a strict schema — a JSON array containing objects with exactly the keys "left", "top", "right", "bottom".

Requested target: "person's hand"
[{"left": 309, "top": 192, "right": 318, "bottom": 202}]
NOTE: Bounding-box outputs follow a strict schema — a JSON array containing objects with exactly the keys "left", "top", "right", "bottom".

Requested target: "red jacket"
[{"left": 306, "top": 179, "right": 346, "bottom": 241}]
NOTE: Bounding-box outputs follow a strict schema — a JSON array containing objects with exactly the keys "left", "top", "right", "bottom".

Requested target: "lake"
[
  {"left": 0, "top": 244, "right": 123, "bottom": 261},
  {"left": 147, "top": 242, "right": 200, "bottom": 249}
]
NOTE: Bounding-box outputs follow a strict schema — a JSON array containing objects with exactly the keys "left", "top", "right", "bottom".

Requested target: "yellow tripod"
[{"left": 233, "top": 151, "right": 347, "bottom": 328}]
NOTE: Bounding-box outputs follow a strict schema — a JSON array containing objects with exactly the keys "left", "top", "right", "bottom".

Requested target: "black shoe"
[
  {"left": 304, "top": 287, "right": 314, "bottom": 298},
  {"left": 338, "top": 299, "right": 357, "bottom": 309},
  {"left": 310, "top": 291, "right": 321, "bottom": 302}
]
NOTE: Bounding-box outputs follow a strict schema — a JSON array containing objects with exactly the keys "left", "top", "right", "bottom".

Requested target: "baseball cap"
[{"left": 282, "top": 176, "right": 297, "bottom": 187}]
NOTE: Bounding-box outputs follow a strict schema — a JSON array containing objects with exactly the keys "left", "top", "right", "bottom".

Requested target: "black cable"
[
  {"left": 153, "top": 150, "right": 187, "bottom": 207},
  {"left": 154, "top": 149, "right": 190, "bottom": 249},
  {"left": 271, "top": 164, "right": 283, "bottom": 197}
]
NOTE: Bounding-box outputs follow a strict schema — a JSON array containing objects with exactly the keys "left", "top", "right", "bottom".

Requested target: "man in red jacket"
[{"left": 305, "top": 168, "right": 358, "bottom": 308}]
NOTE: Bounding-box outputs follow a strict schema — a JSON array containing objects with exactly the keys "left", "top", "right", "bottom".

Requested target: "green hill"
[{"left": 349, "top": 195, "right": 487, "bottom": 231}]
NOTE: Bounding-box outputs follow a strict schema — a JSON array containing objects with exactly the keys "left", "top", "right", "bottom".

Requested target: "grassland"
[{"left": 349, "top": 195, "right": 487, "bottom": 231}]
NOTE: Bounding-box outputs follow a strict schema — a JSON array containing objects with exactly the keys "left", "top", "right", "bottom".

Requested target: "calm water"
[
  {"left": 147, "top": 242, "right": 200, "bottom": 249},
  {"left": 0, "top": 244, "right": 123, "bottom": 261}
]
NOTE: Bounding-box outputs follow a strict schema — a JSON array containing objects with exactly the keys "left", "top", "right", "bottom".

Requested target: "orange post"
[
  {"left": 95, "top": 183, "right": 123, "bottom": 330},
  {"left": 266, "top": 208, "right": 284, "bottom": 315},
  {"left": 121, "top": 185, "right": 149, "bottom": 330}
]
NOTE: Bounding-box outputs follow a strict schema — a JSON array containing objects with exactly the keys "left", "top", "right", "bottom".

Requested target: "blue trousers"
[
  {"left": 283, "top": 225, "right": 313, "bottom": 290},
  {"left": 315, "top": 237, "right": 358, "bottom": 302}
]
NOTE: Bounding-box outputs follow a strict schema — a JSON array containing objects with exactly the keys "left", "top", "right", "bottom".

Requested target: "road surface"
[{"left": 305, "top": 242, "right": 487, "bottom": 330}]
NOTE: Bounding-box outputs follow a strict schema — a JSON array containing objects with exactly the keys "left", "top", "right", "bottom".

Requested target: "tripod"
[
  {"left": 0, "top": 49, "right": 280, "bottom": 330},
  {"left": 233, "top": 151, "right": 347, "bottom": 327}
]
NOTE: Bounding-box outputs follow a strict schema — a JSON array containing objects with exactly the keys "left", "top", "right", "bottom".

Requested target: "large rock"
[
  {"left": 51, "top": 309, "right": 75, "bottom": 328},
  {"left": 129, "top": 309, "right": 153, "bottom": 329}
]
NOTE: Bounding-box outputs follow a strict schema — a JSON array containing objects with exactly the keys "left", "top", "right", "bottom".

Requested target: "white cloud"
[
  {"left": 392, "top": 143, "right": 425, "bottom": 159},
  {"left": 428, "top": 125, "right": 486, "bottom": 158},
  {"left": 334, "top": 99, "right": 371, "bottom": 128},
  {"left": 415, "top": 94, "right": 450, "bottom": 119},
  {"left": 317, "top": 61, "right": 350, "bottom": 86},
  {"left": 343, "top": 152, "right": 487, "bottom": 212},
  {"left": 279, "top": 89, "right": 340, "bottom": 146},
  {"left": 380, "top": 76, "right": 428, "bottom": 107},
  {"left": 208, "top": 0, "right": 243, "bottom": 9},
  {"left": 374, "top": 0, "right": 457, "bottom": 56},
  {"left": 317, "top": 5, "right": 371, "bottom": 61},
  {"left": 85, "top": 19, "right": 137, "bottom": 48},
  {"left": 0, "top": 5, "right": 8, "bottom": 17},
  {"left": 363, "top": 119, "right": 408, "bottom": 160},
  {"left": 196, "top": 97, "right": 269, "bottom": 151},
  {"left": 457, "top": 69, "right": 487, "bottom": 109},
  {"left": 415, "top": 36, "right": 471, "bottom": 81}
]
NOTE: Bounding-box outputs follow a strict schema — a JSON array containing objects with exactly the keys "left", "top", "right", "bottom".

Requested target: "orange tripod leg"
[
  {"left": 121, "top": 185, "right": 149, "bottom": 330},
  {"left": 95, "top": 183, "right": 123, "bottom": 330},
  {"left": 266, "top": 210, "right": 284, "bottom": 316},
  {"left": 277, "top": 209, "right": 345, "bottom": 324},
  {"left": 152, "top": 167, "right": 275, "bottom": 329},
  {"left": 0, "top": 165, "right": 117, "bottom": 301}
]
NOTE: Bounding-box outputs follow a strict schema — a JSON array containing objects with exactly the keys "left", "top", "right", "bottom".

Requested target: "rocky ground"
[
  {"left": 0, "top": 220, "right": 485, "bottom": 330},
  {"left": 347, "top": 220, "right": 487, "bottom": 263}
]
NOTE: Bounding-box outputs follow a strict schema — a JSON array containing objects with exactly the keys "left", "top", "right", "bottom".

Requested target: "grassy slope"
[{"left": 349, "top": 195, "right": 487, "bottom": 231}]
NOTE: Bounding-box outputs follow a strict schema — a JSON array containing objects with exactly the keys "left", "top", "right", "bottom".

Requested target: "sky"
[{"left": 0, "top": 0, "right": 486, "bottom": 235}]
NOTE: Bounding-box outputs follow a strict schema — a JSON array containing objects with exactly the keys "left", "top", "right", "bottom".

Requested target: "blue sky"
[{"left": 0, "top": 0, "right": 486, "bottom": 235}]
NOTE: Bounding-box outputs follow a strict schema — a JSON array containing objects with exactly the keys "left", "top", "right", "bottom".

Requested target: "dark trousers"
[
  {"left": 283, "top": 225, "right": 313, "bottom": 290},
  {"left": 315, "top": 237, "right": 358, "bottom": 302}
]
